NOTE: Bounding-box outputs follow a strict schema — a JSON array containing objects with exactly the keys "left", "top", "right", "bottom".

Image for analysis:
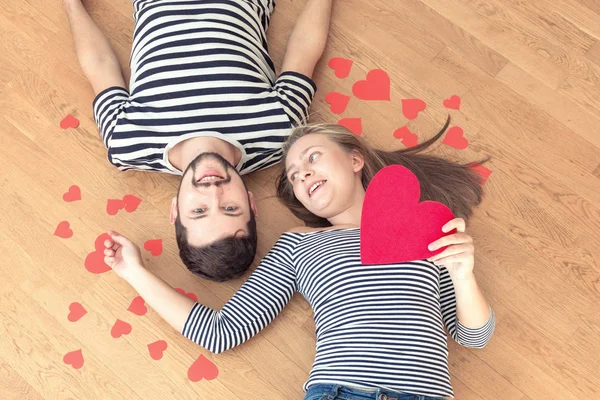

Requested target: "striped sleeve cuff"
[
  {"left": 92, "top": 86, "right": 129, "bottom": 147},
  {"left": 182, "top": 303, "right": 220, "bottom": 352},
  {"left": 274, "top": 71, "right": 317, "bottom": 126},
  {"left": 456, "top": 307, "right": 495, "bottom": 349}
]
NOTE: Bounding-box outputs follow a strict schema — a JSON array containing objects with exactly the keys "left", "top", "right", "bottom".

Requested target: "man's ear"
[
  {"left": 248, "top": 191, "right": 258, "bottom": 217},
  {"left": 169, "top": 196, "right": 178, "bottom": 225},
  {"left": 351, "top": 150, "right": 365, "bottom": 173}
]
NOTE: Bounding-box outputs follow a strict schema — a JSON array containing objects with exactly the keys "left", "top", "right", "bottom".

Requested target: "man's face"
[{"left": 171, "top": 153, "right": 256, "bottom": 247}]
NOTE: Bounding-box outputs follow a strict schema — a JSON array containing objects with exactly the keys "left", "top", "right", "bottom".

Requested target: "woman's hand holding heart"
[{"left": 427, "top": 218, "right": 475, "bottom": 281}]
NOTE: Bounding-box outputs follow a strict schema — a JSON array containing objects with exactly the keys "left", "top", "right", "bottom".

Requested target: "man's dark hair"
[{"left": 175, "top": 210, "right": 258, "bottom": 282}]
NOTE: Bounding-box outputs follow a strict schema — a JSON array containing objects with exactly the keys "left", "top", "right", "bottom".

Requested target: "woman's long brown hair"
[{"left": 276, "top": 117, "right": 489, "bottom": 228}]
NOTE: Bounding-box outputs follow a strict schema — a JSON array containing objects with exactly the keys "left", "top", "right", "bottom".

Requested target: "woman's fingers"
[
  {"left": 428, "top": 232, "right": 472, "bottom": 251},
  {"left": 428, "top": 243, "right": 473, "bottom": 262},
  {"left": 442, "top": 218, "right": 466, "bottom": 233},
  {"left": 104, "top": 248, "right": 115, "bottom": 256},
  {"left": 431, "top": 253, "right": 469, "bottom": 267}
]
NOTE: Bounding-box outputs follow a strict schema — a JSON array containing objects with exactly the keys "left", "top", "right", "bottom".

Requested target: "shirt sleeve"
[
  {"left": 92, "top": 86, "right": 129, "bottom": 147},
  {"left": 439, "top": 266, "right": 495, "bottom": 349},
  {"left": 273, "top": 71, "right": 317, "bottom": 127},
  {"left": 181, "top": 233, "right": 301, "bottom": 354}
]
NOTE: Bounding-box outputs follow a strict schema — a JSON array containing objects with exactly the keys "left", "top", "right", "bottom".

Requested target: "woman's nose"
[{"left": 301, "top": 169, "right": 314, "bottom": 180}]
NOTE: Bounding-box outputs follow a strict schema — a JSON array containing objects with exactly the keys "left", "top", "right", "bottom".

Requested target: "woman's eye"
[
  {"left": 290, "top": 172, "right": 298, "bottom": 182},
  {"left": 193, "top": 208, "right": 205, "bottom": 214},
  {"left": 309, "top": 152, "right": 321, "bottom": 163},
  {"left": 224, "top": 206, "right": 238, "bottom": 212}
]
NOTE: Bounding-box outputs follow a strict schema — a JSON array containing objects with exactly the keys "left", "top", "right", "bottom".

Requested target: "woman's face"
[{"left": 284, "top": 133, "right": 364, "bottom": 219}]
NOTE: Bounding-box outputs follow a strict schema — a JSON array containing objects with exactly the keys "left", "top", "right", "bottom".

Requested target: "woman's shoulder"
[{"left": 286, "top": 224, "right": 359, "bottom": 234}]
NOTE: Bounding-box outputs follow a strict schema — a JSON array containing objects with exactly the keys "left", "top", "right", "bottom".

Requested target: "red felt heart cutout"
[
  {"left": 106, "top": 199, "right": 124, "bottom": 216},
  {"left": 361, "top": 165, "right": 455, "bottom": 264},
  {"left": 352, "top": 69, "right": 390, "bottom": 101},
  {"left": 188, "top": 354, "right": 219, "bottom": 382},
  {"left": 123, "top": 194, "right": 142, "bottom": 213},
  {"left": 60, "top": 114, "right": 80, "bottom": 129},
  {"left": 144, "top": 239, "right": 163, "bottom": 256},
  {"left": 67, "top": 302, "right": 87, "bottom": 322},
  {"left": 392, "top": 126, "right": 418, "bottom": 148},
  {"left": 442, "top": 126, "right": 469, "bottom": 150},
  {"left": 54, "top": 221, "right": 73, "bottom": 239},
  {"left": 443, "top": 95, "right": 461, "bottom": 110},
  {"left": 401, "top": 99, "right": 426, "bottom": 120},
  {"left": 176, "top": 288, "right": 198, "bottom": 302},
  {"left": 325, "top": 92, "right": 351, "bottom": 114},
  {"left": 148, "top": 340, "right": 168, "bottom": 360},
  {"left": 84, "top": 233, "right": 112, "bottom": 274},
  {"left": 127, "top": 296, "right": 147, "bottom": 316},
  {"left": 470, "top": 164, "right": 492, "bottom": 184},
  {"left": 110, "top": 319, "right": 132, "bottom": 338},
  {"left": 63, "top": 349, "right": 84, "bottom": 369},
  {"left": 63, "top": 185, "right": 81, "bottom": 202},
  {"left": 328, "top": 57, "right": 353, "bottom": 78},
  {"left": 338, "top": 118, "right": 362, "bottom": 136}
]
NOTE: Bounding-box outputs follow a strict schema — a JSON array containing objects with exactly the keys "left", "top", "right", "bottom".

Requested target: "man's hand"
[{"left": 103, "top": 231, "right": 145, "bottom": 281}]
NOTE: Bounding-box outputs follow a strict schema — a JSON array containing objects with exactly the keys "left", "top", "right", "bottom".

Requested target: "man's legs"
[
  {"left": 63, "top": 0, "right": 126, "bottom": 95},
  {"left": 280, "top": 0, "right": 333, "bottom": 78}
]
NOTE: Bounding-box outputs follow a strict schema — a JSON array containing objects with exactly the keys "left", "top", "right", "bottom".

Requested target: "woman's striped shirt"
[
  {"left": 182, "top": 228, "right": 495, "bottom": 398},
  {"left": 92, "top": 0, "right": 316, "bottom": 175}
]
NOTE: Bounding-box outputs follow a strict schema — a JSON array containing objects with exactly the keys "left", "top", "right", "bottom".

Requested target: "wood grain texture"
[{"left": 0, "top": 0, "right": 599, "bottom": 399}]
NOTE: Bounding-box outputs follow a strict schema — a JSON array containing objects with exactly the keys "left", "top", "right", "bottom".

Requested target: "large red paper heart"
[
  {"left": 470, "top": 164, "right": 492, "bottom": 184},
  {"left": 401, "top": 99, "right": 426, "bottom": 120},
  {"left": 123, "top": 194, "right": 142, "bottom": 212},
  {"left": 393, "top": 126, "right": 418, "bottom": 148},
  {"left": 328, "top": 57, "right": 353, "bottom": 78},
  {"left": 67, "top": 302, "right": 87, "bottom": 322},
  {"left": 144, "top": 239, "right": 163, "bottom": 256},
  {"left": 106, "top": 199, "right": 124, "bottom": 216},
  {"left": 188, "top": 354, "right": 219, "bottom": 382},
  {"left": 63, "top": 185, "right": 81, "bottom": 202},
  {"left": 110, "top": 319, "right": 132, "bottom": 338},
  {"left": 63, "top": 349, "right": 84, "bottom": 369},
  {"left": 442, "top": 126, "right": 469, "bottom": 150},
  {"left": 325, "top": 92, "right": 351, "bottom": 114},
  {"left": 176, "top": 288, "right": 198, "bottom": 302},
  {"left": 84, "top": 233, "right": 112, "bottom": 274},
  {"left": 338, "top": 118, "right": 362, "bottom": 136},
  {"left": 127, "top": 296, "right": 147, "bottom": 316},
  {"left": 443, "top": 95, "right": 461, "bottom": 110},
  {"left": 60, "top": 114, "right": 80, "bottom": 129},
  {"left": 54, "top": 221, "right": 73, "bottom": 239},
  {"left": 148, "top": 340, "right": 168, "bottom": 360},
  {"left": 352, "top": 69, "right": 390, "bottom": 101},
  {"left": 361, "top": 165, "right": 455, "bottom": 264}
]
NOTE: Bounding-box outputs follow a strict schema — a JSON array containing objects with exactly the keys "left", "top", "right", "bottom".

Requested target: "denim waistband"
[{"left": 304, "top": 384, "right": 445, "bottom": 400}]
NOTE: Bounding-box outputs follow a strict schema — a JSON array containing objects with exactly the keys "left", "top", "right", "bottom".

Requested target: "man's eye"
[
  {"left": 193, "top": 208, "right": 205, "bottom": 214},
  {"left": 309, "top": 152, "right": 321, "bottom": 163},
  {"left": 224, "top": 206, "right": 238, "bottom": 212}
]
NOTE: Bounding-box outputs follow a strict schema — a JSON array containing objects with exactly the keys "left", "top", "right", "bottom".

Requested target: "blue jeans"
[{"left": 304, "top": 384, "right": 446, "bottom": 400}]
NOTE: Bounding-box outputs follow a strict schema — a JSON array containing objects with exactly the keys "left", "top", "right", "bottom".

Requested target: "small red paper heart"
[
  {"left": 63, "top": 349, "right": 84, "bottom": 369},
  {"left": 325, "top": 92, "right": 351, "bottom": 114},
  {"left": 127, "top": 296, "right": 147, "bottom": 316},
  {"left": 123, "top": 194, "right": 142, "bottom": 213},
  {"left": 63, "top": 185, "right": 82, "bottom": 202},
  {"left": 401, "top": 99, "right": 426, "bottom": 120},
  {"left": 188, "top": 354, "right": 219, "bottom": 382},
  {"left": 54, "top": 221, "right": 73, "bottom": 239},
  {"left": 328, "top": 57, "right": 353, "bottom": 79},
  {"left": 338, "top": 118, "right": 362, "bottom": 136},
  {"left": 144, "top": 239, "right": 163, "bottom": 256},
  {"left": 84, "top": 233, "right": 112, "bottom": 274},
  {"left": 392, "top": 126, "right": 418, "bottom": 148},
  {"left": 361, "top": 165, "right": 455, "bottom": 264},
  {"left": 443, "top": 95, "right": 461, "bottom": 110},
  {"left": 106, "top": 199, "right": 124, "bottom": 216},
  {"left": 352, "top": 69, "right": 391, "bottom": 101},
  {"left": 67, "top": 302, "right": 87, "bottom": 322},
  {"left": 60, "top": 114, "right": 80, "bottom": 129},
  {"left": 176, "top": 288, "right": 198, "bottom": 302},
  {"left": 470, "top": 164, "right": 492, "bottom": 184},
  {"left": 148, "top": 340, "right": 168, "bottom": 360},
  {"left": 442, "top": 126, "right": 469, "bottom": 150},
  {"left": 110, "top": 319, "right": 132, "bottom": 338}
]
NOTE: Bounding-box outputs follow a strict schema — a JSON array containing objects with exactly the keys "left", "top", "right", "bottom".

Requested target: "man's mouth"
[
  {"left": 197, "top": 171, "right": 225, "bottom": 183},
  {"left": 308, "top": 180, "right": 326, "bottom": 197}
]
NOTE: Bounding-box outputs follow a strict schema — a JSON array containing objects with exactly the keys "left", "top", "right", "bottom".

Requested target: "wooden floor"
[{"left": 1, "top": 0, "right": 599, "bottom": 398}]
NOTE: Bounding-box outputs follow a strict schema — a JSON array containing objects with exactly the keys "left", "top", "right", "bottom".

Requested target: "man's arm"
[
  {"left": 280, "top": 0, "right": 333, "bottom": 78},
  {"left": 63, "top": 0, "right": 126, "bottom": 95}
]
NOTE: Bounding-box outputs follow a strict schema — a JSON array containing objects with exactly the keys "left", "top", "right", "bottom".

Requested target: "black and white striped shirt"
[
  {"left": 93, "top": 0, "right": 316, "bottom": 175},
  {"left": 183, "top": 229, "right": 495, "bottom": 398}
]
